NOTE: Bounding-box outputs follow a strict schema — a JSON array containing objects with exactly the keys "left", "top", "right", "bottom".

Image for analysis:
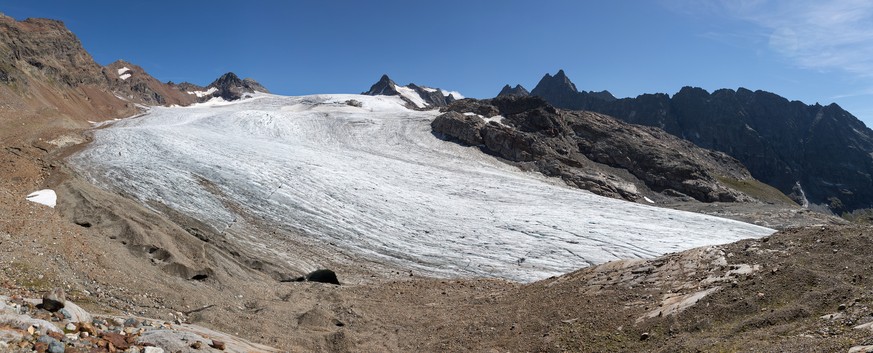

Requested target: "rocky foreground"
[{"left": 0, "top": 290, "right": 277, "bottom": 353}]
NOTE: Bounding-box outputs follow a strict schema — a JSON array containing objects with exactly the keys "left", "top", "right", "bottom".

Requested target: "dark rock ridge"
[
  {"left": 433, "top": 96, "right": 777, "bottom": 204},
  {"left": 529, "top": 69, "right": 615, "bottom": 109},
  {"left": 363, "top": 74, "right": 459, "bottom": 109},
  {"left": 529, "top": 70, "right": 873, "bottom": 213},
  {"left": 207, "top": 72, "right": 268, "bottom": 101},
  {"left": 497, "top": 84, "right": 530, "bottom": 98}
]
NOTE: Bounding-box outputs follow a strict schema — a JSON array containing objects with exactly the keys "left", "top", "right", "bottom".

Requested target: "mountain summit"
[
  {"left": 497, "top": 84, "right": 530, "bottom": 98},
  {"left": 529, "top": 70, "right": 615, "bottom": 109},
  {"left": 207, "top": 72, "right": 268, "bottom": 101},
  {"left": 363, "top": 74, "right": 462, "bottom": 109}
]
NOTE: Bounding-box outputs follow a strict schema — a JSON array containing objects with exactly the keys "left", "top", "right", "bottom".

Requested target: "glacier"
[{"left": 69, "top": 93, "right": 774, "bottom": 282}]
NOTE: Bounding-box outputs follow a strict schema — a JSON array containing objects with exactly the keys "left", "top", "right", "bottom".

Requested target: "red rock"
[
  {"left": 34, "top": 341, "right": 48, "bottom": 353},
  {"left": 101, "top": 332, "right": 130, "bottom": 350},
  {"left": 210, "top": 339, "right": 226, "bottom": 350}
]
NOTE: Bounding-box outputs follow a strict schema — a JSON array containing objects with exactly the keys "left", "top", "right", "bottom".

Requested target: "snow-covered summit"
[{"left": 363, "top": 74, "right": 462, "bottom": 109}]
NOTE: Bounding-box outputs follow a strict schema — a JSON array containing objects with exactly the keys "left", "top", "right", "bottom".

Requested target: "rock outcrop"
[
  {"left": 529, "top": 70, "right": 873, "bottom": 213},
  {"left": 434, "top": 96, "right": 774, "bottom": 203},
  {"left": 363, "top": 74, "right": 460, "bottom": 109}
]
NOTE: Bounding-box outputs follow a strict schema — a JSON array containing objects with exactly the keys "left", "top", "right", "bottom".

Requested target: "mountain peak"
[
  {"left": 531, "top": 70, "right": 578, "bottom": 96},
  {"left": 207, "top": 72, "right": 267, "bottom": 100},
  {"left": 364, "top": 74, "right": 399, "bottom": 96},
  {"left": 497, "top": 84, "right": 530, "bottom": 98},
  {"left": 363, "top": 74, "right": 460, "bottom": 109}
]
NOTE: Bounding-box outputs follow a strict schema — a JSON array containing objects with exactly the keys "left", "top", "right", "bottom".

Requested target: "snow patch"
[
  {"left": 187, "top": 87, "right": 218, "bottom": 98},
  {"left": 26, "top": 189, "right": 56, "bottom": 208},
  {"left": 117, "top": 67, "right": 130, "bottom": 75},
  {"left": 119, "top": 73, "right": 131, "bottom": 81},
  {"left": 441, "top": 89, "right": 464, "bottom": 99},
  {"left": 394, "top": 85, "right": 428, "bottom": 108},
  {"left": 644, "top": 197, "right": 655, "bottom": 204}
]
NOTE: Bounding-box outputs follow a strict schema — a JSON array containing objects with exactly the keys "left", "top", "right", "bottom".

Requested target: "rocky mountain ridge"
[
  {"left": 363, "top": 74, "right": 460, "bottom": 109},
  {"left": 497, "top": 84, "right": 529, "bottom": 98},
  {"left": 432, "top": 95, "right": 790, "bottom": 205},
  {"left": 527, "top": 70, "right": 873, "bottom": 213}
]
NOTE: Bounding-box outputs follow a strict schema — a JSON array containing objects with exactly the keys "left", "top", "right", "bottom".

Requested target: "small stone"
[
  {"left": 143, "top": 347, "right": 165, "bottom": 353},
  {"left": 640, "top": 332, "right": 650, "bottom": 341},
  {"left": 78, "top": 322, "right": 96, "bottom": 335},
  {"left": 27, "top": 325, "right": 35, "bottom": 335},
  {"left": 123, "top": 318, "right": 139, "bottom": 328},
  {"left": 34, "top": 341, "right": 48, "bottom": 353},
  {"left": 59, "top": 308, "right": 72, "bottom": 319},
  {"left": 839, "top": 303, "right": 847, "bottom": 311},
  {"left": 47, "top": 340, "right": 64, "bottom": 353},
  {"left": 65, "top": 323, "right": 76, "bottom": 332},
  {"left": 190, "top": 341, "right": 203, "bottom": 349},
  {"left": 42, "top": 289, "right": 66, "bottom": 312},
  {"left": 210, "top": 340, "right": 226, "bottom": 350}
]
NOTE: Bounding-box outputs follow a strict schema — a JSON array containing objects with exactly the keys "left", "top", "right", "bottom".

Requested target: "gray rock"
[
  {"left": 60, "top": 301, "right": 91, "bottom": 323},
  {"left": 431, "top": 112, "right": 485, "bottom": 146}
]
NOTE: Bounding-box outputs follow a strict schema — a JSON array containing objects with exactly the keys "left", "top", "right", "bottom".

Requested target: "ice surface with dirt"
[{"left": 69, "top": 93, "right": 774, "bottom": 282}]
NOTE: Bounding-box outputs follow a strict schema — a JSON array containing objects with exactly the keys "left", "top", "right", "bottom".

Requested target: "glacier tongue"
[{"left": 69, "top": 93, "right": 774, "bottom": 282}]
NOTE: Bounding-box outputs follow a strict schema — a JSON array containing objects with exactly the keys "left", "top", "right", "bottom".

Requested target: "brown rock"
[
  {"left": 35, "top": 341, "right": 48, "bottom": 353},
  {"left": 210, "top": 339, "right": 226, "bottom": 350},
  {"left": 78, "top": 322, "right": 97, "bottom": 335},
  {"left": 47, "top": 331, "right": 64, "bottom": 341},
  {"left": 101, "top": 332, "right": 129, "bottom": 350}
]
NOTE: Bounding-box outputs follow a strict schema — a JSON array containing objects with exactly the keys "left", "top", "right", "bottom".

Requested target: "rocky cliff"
[
  {"left": 433, "top": 96, "right": 785, "bottom": 204},
  {"left": 530, "top": 70, "right": 873, "bottom": 213}
]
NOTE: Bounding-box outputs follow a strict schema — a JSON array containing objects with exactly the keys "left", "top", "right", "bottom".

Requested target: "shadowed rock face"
[
  {"left": 434, "top": 96, "right": 761, "bottom": 203},
  {"left": 530, "top": 70, "right": 873, "bottom": 213}
]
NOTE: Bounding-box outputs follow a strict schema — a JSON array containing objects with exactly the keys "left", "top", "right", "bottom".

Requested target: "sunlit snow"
[
  {"left": 117, "top": 67, "right": 130, "bottom": 75},
  {"left": 441, "top": 89, "right": 464, "bottom": 99},
  {"left": 393, "top": 85, "right": 428, "bottom": 108},
  {"left": 26, "top": 189, "right": 56, "bottom": 208},
  {"left": 70, "top": 93, "right": 774, "bottom": 282},
  {"left": 187, "top": 87, "right": 218, "bottom": 98},
  {"left": 119, "top": 73, "right": 131, "bottom": 81}
]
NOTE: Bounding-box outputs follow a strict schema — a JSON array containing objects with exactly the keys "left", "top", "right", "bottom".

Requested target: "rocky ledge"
[{"left": 433, "top": 96, "right": 769, "bottom": 204}]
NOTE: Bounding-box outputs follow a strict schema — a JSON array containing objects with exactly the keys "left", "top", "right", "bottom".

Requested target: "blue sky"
[{"left": 4, "top": 0, "right": 873, "bottom": 125}]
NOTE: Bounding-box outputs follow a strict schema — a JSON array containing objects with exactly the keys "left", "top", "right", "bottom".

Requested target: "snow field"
[{"left": 70, "top": 93, "right": 774, "bottom": 282}]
